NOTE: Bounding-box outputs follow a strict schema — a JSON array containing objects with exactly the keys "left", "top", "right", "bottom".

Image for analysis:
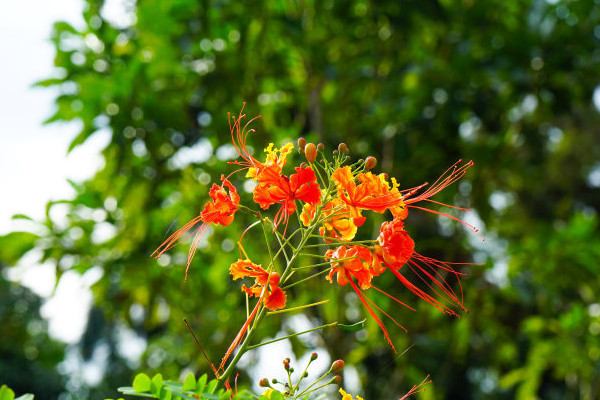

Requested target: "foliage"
[
  {"left": 1, "top": 0, "right": 600, "bottom": 399},
  {"left": 118, "top": 372, "right": 242, "bottom": 400}
]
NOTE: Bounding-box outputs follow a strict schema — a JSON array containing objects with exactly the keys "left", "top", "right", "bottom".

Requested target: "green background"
[{"left": 1, "top": 0, "right": 599, "bottom": 399}]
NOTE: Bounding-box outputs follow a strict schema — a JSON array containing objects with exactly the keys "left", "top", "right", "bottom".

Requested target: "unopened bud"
[
  {"left": 338, "top": 143, "right": 349, "bottom": 154},
  {"left": 289, "top": 368, "right": 294, "bottom": 374},
  {"left": 330, "top": 360, "right": 345, "bottom": 373},
  {"left": 298, "top": 137, "right": 306, "bottom": 150},
  {"left": 330, "top": 375, "right": 342, "bottom": 385},
  {"left": 259, "top": 378, "right": 270, "bottom": 387},
  {"left": 333, "top": 150, "right": 339, "bottom": 156},
  {"left": 317, "top": 143, "right": 325, "bottom": 152},
  {"left": 365, "top": 156, "right": 377, "bottom": 170},
  {"left": 300, "top": 162, "right": 307, "bottom": 168},
  {"left": 310, "top": 352, "right": 318, "bottom": 361},
  {"left": 304, "top": 143, "right": 317, "bottom": 163},
  {"left": 303, "top": 371, "right": 308, "bottom": 378}
]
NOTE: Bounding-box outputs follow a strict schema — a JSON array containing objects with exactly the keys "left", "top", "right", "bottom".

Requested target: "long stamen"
[
  {"left": 219, "top": 300, "right": 262, "bottom": 373},
  {"left": 370, "top": 285, "right": 416, "bottom": 311},
  {"left": 399, "top": 375, "right": 432, "bottom": 400},
  {"left": 404, "top": 160, "right": 474, "bottom": 204},
  {"left": 408, "top": 205, "right": 482, "bottom": 238},
  {"left": 360, "top": 290, "right": 408, "bottom": 333},
  {"left": 406, "top": 258, "right": 465, "bottom": 312},
  {"left": 346, "top": 272, "right": 397, "bottom": 353},
  {"left": 152, "top": 215, "right": 203, "bottom": 258},
  {"left": 387, "top": 265, "right": 459, "bottom": 316}
]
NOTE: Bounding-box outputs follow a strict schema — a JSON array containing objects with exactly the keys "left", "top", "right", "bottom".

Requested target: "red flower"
[
  {"left": 227, "top": 103, "right": 294, "bottom": 180},
  {"left": 325, "top": 245, "right": 411, "bottom": 352},
  {"left": 325, "top": 245, "right": 383, "bottom": 290},
  {"left": 152, "top": 176, "right": 240, "bottom": 279},
  {"left": 253, "top": 166, "right": 321, "bottom": 229},
  {"left": 375, "top": 217, "right": 467, "bottom": 317},
  {"left": 332, "top": 167, "right": 406, "bottom": 219},
  {"left": 229, "top": 259, "right": 287, "bottom": 311},
  {"left": 301, "top": 197, "right": 363, "bottom": 242},
  {"left": 376, "top": 219, "right": 414, "bottom": 268}
]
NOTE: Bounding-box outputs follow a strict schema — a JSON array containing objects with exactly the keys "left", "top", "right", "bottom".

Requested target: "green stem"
[
  {"left": 219, "top": 307, "right": 268, "bottom": 382},
  {"left": 282, "top": 267, "right": 335, "bottom": 290},
  {"left": 266, "top": 300, "right": 329, "bottom": 315},
  {"left": 291, "top": 256, "right": 356, "bottom": 270},
  {"left": 246, "top": 322, "right": 337, "bottom": 350}
]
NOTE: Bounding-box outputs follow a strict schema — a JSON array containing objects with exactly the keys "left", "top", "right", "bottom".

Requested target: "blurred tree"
[
  {"left": 0, "top": 251, "right": 65, "bottom": 400},
  {"left": 1, "top": 0, "right": 599, "bottom": 399}
]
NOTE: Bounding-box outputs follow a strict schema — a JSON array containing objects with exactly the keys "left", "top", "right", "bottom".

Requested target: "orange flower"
[
  {"left": 253, "top": 166, "right": 321, "bottom": 229},
  {"left": 325, "top": 245, "right": 382, "bottom": 290},
  {"left": 152, "top": 176, "right": 240, "bottom": 279},
  {"left": 301, "top": 197, "right": 363, "bottom": 242},
  {"left": 230, "top": 259, "right": 287, "bottom": 311},
  {"left": 227, "top": 103, "right": 294, "bottom": 180},
  {"left": 332, "top": 167, "right": 405, "bottom": 218},
  {"left": 375, "top": 217, "right": 467, "bottom": 317},
  {"left": 376, "top": 219, "right": 414, "bottom": 268},
  {"left": 247, "top": 142, "right": 294, "bottom": 180},
  {"left": 325, "top": 245, "right": 411, "bottom": 352}
]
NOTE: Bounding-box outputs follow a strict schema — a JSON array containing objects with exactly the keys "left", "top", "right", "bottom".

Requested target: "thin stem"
[
  {"left": 282, "top": 267, "right": 335, "bottom": 290},
  {"left": 266, "top": 300, "right": 330, "bottom": 315},
  {"left": 246, "top": 322, "right": 337, "bottom": 350},
  {"left": 219, "top": 307, "right": 267, "bottom": 382},
  {"left": 291, "top": 256, "right": 357, "bottom": 270}
]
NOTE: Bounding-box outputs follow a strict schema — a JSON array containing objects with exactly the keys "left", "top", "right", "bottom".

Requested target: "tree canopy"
[{"left": 1, "top": 0, "right": 599, "bottom": 399}]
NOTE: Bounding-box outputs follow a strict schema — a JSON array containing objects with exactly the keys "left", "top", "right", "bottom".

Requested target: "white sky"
[{"left": 0, "top": 0, "right": 108, "bottom": 343}]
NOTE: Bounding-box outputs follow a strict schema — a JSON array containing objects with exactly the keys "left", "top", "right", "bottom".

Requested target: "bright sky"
[{"left": 0, "top": 0, "right": 108, "bottom": 344}]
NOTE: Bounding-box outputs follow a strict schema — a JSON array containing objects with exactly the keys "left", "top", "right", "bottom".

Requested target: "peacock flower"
[
  {"left": 325, "top": 245, "right": 408, "bottom": 351},
  {"left": 376, "top": 218, "right": 414, "bottom": 268},
  {"left": 230, "top": 259, "right": 287, "bottom": 311},
  {"left": 325, "top": 245, "right": 383, "bottom": 290},
  {"left": 300, "top": 197, "right": 363, "bottom": 242},
  {"left": 152, "top": 176, "right": 240, "bottom": 279},
  {"left": 227, "top": 103, "right": 295, "bottom": 183},
  {"left": 400, "top": 160, "right": 481, "bottom": 236},
  {"left": 246, "top": 142, "right": 294, "bottom": 179},
  {"left": 332, "top": 166, "right": 405, "bottom": 218},
  {"left": 253, "top": 166, "right": 321, "bottom": 229},
  {"left": 375, "top": 217, "right": 467, "bottom": 317}
]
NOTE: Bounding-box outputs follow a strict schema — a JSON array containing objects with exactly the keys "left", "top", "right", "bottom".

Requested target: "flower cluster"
[{"left": 153, "top": 104, "right": 478, "bottom": 391}]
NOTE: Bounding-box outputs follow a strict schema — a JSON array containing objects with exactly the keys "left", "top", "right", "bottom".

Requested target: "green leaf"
[
  {"left": 0, "top": 231, "right": 38, "bottom": 265},
  {"left": 10, "top": 214, "right": 33, "bottom": 221},
  {"left": 337, "top": 319, "right": 366, "bottom": 332},
  {"left": 132, "top": 373, "right": 152, "bottom": 393},
  {"left": 195, "top": 374, "right": 208, "bottom": 394},
  {"left": 205, "top": 379, "right": 218, "bottom": 394},
  {"left": 33, "top": 78, "right": 65, "bottom": 87},
  {"left": 0, "top": 386, "right": 15, "bottom": 400},
  {"left": 151, "top": 374, "right": 164, "bottom": 396},
  {"left": 182, "top": 373, "right": 196, "bottom": 391},
  {"left": 159, "top": 389, "right": 172, "bottom": 400},
  {"left": 14, "top": 395, "right": 34, "bottom": 400},
  {"left": 163, "top": 388, "right": 197, "bottom": 400},
  {"left": 268, "top": 391, "right": 284, "bottom": 400}
]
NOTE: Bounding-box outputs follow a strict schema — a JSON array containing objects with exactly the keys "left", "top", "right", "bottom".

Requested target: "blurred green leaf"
[
  {"left": 132, "top": 373, "right": 152, "bottom": 393},
  {"left": 0, "top": 231, "right": 38, "bottom": 265}
]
